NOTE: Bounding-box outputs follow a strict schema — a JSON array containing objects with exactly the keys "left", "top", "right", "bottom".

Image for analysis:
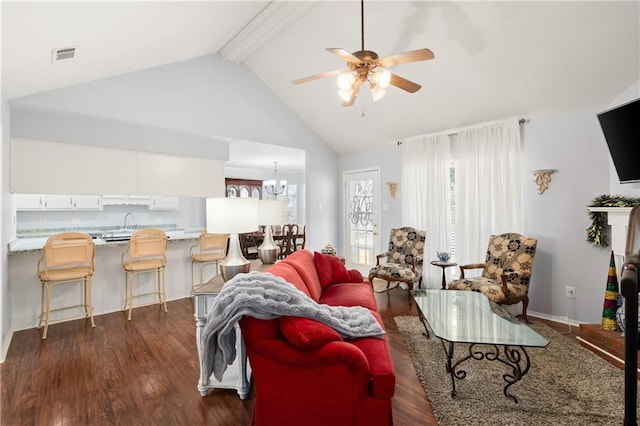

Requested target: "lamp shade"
[
  {"left": 206, "top": 197, "right": 259, "bottom": 234},
  {"left": 259, "top": 200, "right": 286, "bottom": 225}
]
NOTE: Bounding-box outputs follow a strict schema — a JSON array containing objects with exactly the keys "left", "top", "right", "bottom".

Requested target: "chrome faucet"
[{"left": 123, "top": 212, "right": 134, "bottom": 230}]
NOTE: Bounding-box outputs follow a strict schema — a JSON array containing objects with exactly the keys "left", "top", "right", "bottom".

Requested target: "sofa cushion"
[
  {"left": 319, "top": 282, "right": 378, "bottom": 311},
  {"left": 279, "top": 316, "right": 343, "bottom": 349},
  {"left": 314, "top": 251, "right": 364, "bottom": 288},
  {"left": 265, "top": 262, "right": 311, "bottom": 297},
  {"left": 348, "top": 269, "right": 364, "bottom": 282},
  {"left": 282, "top": 250, "right": 323, "bottom": 301}
]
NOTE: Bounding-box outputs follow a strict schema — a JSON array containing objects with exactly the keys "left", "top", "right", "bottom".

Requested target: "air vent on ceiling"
[{"left": 51, "top": 46, "right": 77, "bottom": 64}]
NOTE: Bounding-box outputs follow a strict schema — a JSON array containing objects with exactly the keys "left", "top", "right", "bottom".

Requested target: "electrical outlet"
[{"left": 565, "top": 286, "right": 576, "bottom": 298}]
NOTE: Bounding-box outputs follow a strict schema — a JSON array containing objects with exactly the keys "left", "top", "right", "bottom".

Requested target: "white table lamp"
[
  {"left": 206, "top": 197, "right": 259, "bottom": 281},
  {"left": 258, "top": 199, "right": 286, "bottom": 264}
]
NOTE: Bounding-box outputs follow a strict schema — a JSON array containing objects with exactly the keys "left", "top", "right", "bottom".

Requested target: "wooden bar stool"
[
  {"left": 189, "top": 233, "right": 228, "bottom": 294},
  {"left": 121, "top": 228, "right": 168, "bottom": 320},
  {"left": 37, "top": 232, "right": 96, "bottom": 339}
]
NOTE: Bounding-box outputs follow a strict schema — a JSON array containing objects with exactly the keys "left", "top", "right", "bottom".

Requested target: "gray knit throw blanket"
[{"left": 200, "top": 271, "right": 385, "bottom": 384}]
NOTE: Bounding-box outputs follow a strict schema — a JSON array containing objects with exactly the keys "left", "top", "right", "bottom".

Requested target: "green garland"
[{"left": 587, "top": 195, "right": 640, "bottom": 247}]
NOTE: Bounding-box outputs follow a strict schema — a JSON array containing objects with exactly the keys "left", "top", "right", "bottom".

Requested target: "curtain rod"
[{"left": 396, "top": 118, "right": 527, "bottom": 146}]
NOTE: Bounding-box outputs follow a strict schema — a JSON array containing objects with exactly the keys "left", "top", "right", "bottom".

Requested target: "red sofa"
[{"left": 239, "top": 249, "right": 395, "bottom": 426}]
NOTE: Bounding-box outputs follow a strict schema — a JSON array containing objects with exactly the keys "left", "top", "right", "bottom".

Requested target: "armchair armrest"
[
  {"left": 375, "top": 252, "right": 389, "bottom": 266},
  {"left": 498, "top": 271, "right": 531, "bottom": 296},
  {"left": 459, "top": 262, "right": 486, "bottom": 279}
]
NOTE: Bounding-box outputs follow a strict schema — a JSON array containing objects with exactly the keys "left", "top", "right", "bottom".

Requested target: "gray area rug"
[{"left": 395, "top": 315, "right": 639, "bottom": 425}]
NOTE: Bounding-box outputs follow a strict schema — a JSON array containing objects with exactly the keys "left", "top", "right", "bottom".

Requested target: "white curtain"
[
  {"left": 401, "top": 133, "right": 451, "bottom": 289},
  {"left": 453, "top": 118, "right": 522, "bottom": 267}
]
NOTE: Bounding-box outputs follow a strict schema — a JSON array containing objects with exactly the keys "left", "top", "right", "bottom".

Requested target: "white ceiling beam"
[{"left": 221, "top": 1, "right": 315, "bottom": 64}]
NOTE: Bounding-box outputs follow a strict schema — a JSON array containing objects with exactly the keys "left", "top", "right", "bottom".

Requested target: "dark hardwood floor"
[{"left": 1, "top": 286, "right": 586, "bottom": 426}]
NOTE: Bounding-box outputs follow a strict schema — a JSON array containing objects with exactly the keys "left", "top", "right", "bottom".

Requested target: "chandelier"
[{"left": 264, "top": 162, "right": 286, "bottom": 196}]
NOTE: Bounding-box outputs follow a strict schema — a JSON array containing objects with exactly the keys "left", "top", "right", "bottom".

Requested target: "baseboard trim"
[{"left": 528, "top": 310, "right": 582, "bottom": 327}]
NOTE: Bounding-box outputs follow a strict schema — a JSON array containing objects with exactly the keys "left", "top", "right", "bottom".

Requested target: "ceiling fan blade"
[
  {"left": 342, "top": 78, "right": 363, "bottom": 107},
  {"left": 292, "top": 69, "right": 344, "bottom": 85},
  {"left": 326, "top": 48, "right": 364, "bottom": 64},
  {"left": 377, "top": 48, "right": 435, "bottom": 67},
  {"left": 389, "top": 73, "right": 422, "bottom": 93}
]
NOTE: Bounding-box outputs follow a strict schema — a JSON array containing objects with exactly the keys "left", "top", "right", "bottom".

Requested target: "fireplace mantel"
[{"left": 587, "top": 206, "right": 633, "bottom": 259}]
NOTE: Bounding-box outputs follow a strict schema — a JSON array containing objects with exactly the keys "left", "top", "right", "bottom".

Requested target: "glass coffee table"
[{"left": 412, "top": 289, "right": 549, "bottom": 403}]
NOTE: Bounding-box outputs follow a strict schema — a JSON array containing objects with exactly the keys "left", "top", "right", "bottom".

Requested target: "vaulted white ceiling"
[{"left": 3, "top": 1, "right": 639, "bottom": 156}]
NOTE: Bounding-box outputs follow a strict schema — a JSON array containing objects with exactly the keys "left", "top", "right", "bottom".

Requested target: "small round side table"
[{"left": 430, "top": 260, "right": 458, "bottom": 289}]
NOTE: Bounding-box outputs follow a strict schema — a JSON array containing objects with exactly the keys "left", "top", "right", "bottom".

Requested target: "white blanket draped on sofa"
[{"left": 200, "top": 271, "right": 385, "bottom": 383}]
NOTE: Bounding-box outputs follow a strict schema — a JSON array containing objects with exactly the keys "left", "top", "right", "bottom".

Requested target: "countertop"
[{"left": 8, "top": 229, "right": 203, "bottom": 254}]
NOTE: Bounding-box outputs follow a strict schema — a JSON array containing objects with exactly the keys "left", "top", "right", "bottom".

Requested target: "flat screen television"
[{"left": 597, "top": 98, "right": 640, "bottom": 183}]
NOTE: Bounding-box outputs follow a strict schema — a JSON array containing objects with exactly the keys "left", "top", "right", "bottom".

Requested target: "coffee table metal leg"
[
  {"left": 441, "top": 339, "right": 460, "bottom": 397},
  {"left": 439, "top": 343, "right": 531, "bottom": 403},
  {"left": 498, "top": 345, "right": 531, "bottom": 403},
  {"left": 416, "top": 309, "right": 430, "bottom": 339}
]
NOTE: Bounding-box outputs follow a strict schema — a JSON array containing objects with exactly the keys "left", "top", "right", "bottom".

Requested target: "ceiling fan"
[{"left": 292, "top": 0, "right": 435, "bottom": 107}]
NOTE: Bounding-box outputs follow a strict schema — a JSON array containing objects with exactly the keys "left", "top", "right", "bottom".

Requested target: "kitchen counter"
[
  {"left": 8, "top": 227, "right": 209, "bottom": 332},
  {"left": 8, "top": 229, "right": 202, "bottom": 253}
]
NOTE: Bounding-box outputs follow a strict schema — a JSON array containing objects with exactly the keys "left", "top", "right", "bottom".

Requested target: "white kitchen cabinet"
[
  {"left": 138, "top": 152, "right": 225, "bottom": 197},
  {"left": 73, "top": 195, "right": 103, "bottom": 210},
  {"left": 16, "top": 194, "right": 103, "bottom": 211},
  {"left": 15, "top": 194, "right": 45, "bottom": 210},
  {"left": 149, "top": 196, "right": 180, "bottom": 210},
  {"left": 44, "top": 195, "right": 75, "bottom": 210},
  {"left": 12, "top": 138, "right": 225, "bottom": 197},
  {"left": 12, "top": 138, "right": 138, "bottom": 195}
]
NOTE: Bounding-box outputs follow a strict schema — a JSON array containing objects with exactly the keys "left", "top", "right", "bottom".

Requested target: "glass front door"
[{"left": 344, "top": 169, "right": 380, "bottom": 267}]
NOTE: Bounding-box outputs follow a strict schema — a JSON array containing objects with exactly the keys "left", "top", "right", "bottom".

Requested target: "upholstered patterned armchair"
[
  {"left": 448, "top": 233, "right": 537, "bottom": 323},
  {"left": 368, "top": 227, "right": 426, "bottom": 300}
]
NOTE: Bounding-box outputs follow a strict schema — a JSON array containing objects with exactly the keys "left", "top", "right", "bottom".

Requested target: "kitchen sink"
[
  {"left": 100, "top": 229, "right": 170, "bottom": 242},
  {"left": 100, "top": 228, "right": 135, "bottom": 242}
]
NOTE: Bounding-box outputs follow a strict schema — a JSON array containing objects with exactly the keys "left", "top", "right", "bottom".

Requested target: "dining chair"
[{"left": 278, "top": 224, "right": 300, "bottom": 259}]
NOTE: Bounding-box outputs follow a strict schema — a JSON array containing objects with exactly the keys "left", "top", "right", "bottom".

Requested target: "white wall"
[
  {"left": 10, "top": 107, "right": 229, "bottom": 161},
  {"left": 523, "top": 107, "right": 610, "bottom": 323},
  {"left": 338, "top": 81, "right": 640, "bottom": 324}
]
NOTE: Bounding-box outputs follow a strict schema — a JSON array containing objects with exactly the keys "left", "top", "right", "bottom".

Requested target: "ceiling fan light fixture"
[
  {"left": 338, "top": 89, "right": 354, "bottom": 102},
  {"left": 337, "top": 72, "right": 355, "bottom": 90},
  {"left": 373, "top": 70, "right": 391, "bottom": 88},
  {"left": 370, "top": 84, "right": 386, "bottom": 101}
]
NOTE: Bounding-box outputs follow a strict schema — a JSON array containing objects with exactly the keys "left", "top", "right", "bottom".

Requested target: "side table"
[
  {"left": 194, "top": 260, "right": 269, "bottom": 399},
  {"left": 430, "top": 260, "right": 458, "bottom": 289}
]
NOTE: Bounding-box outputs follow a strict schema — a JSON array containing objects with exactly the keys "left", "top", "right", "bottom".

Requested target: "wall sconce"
[
  {"left": 386, "top": 182, "right": 399, "bottom": 199},
  {"left": 532, "top": 169, "right": 556, "bottom": 194}
]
